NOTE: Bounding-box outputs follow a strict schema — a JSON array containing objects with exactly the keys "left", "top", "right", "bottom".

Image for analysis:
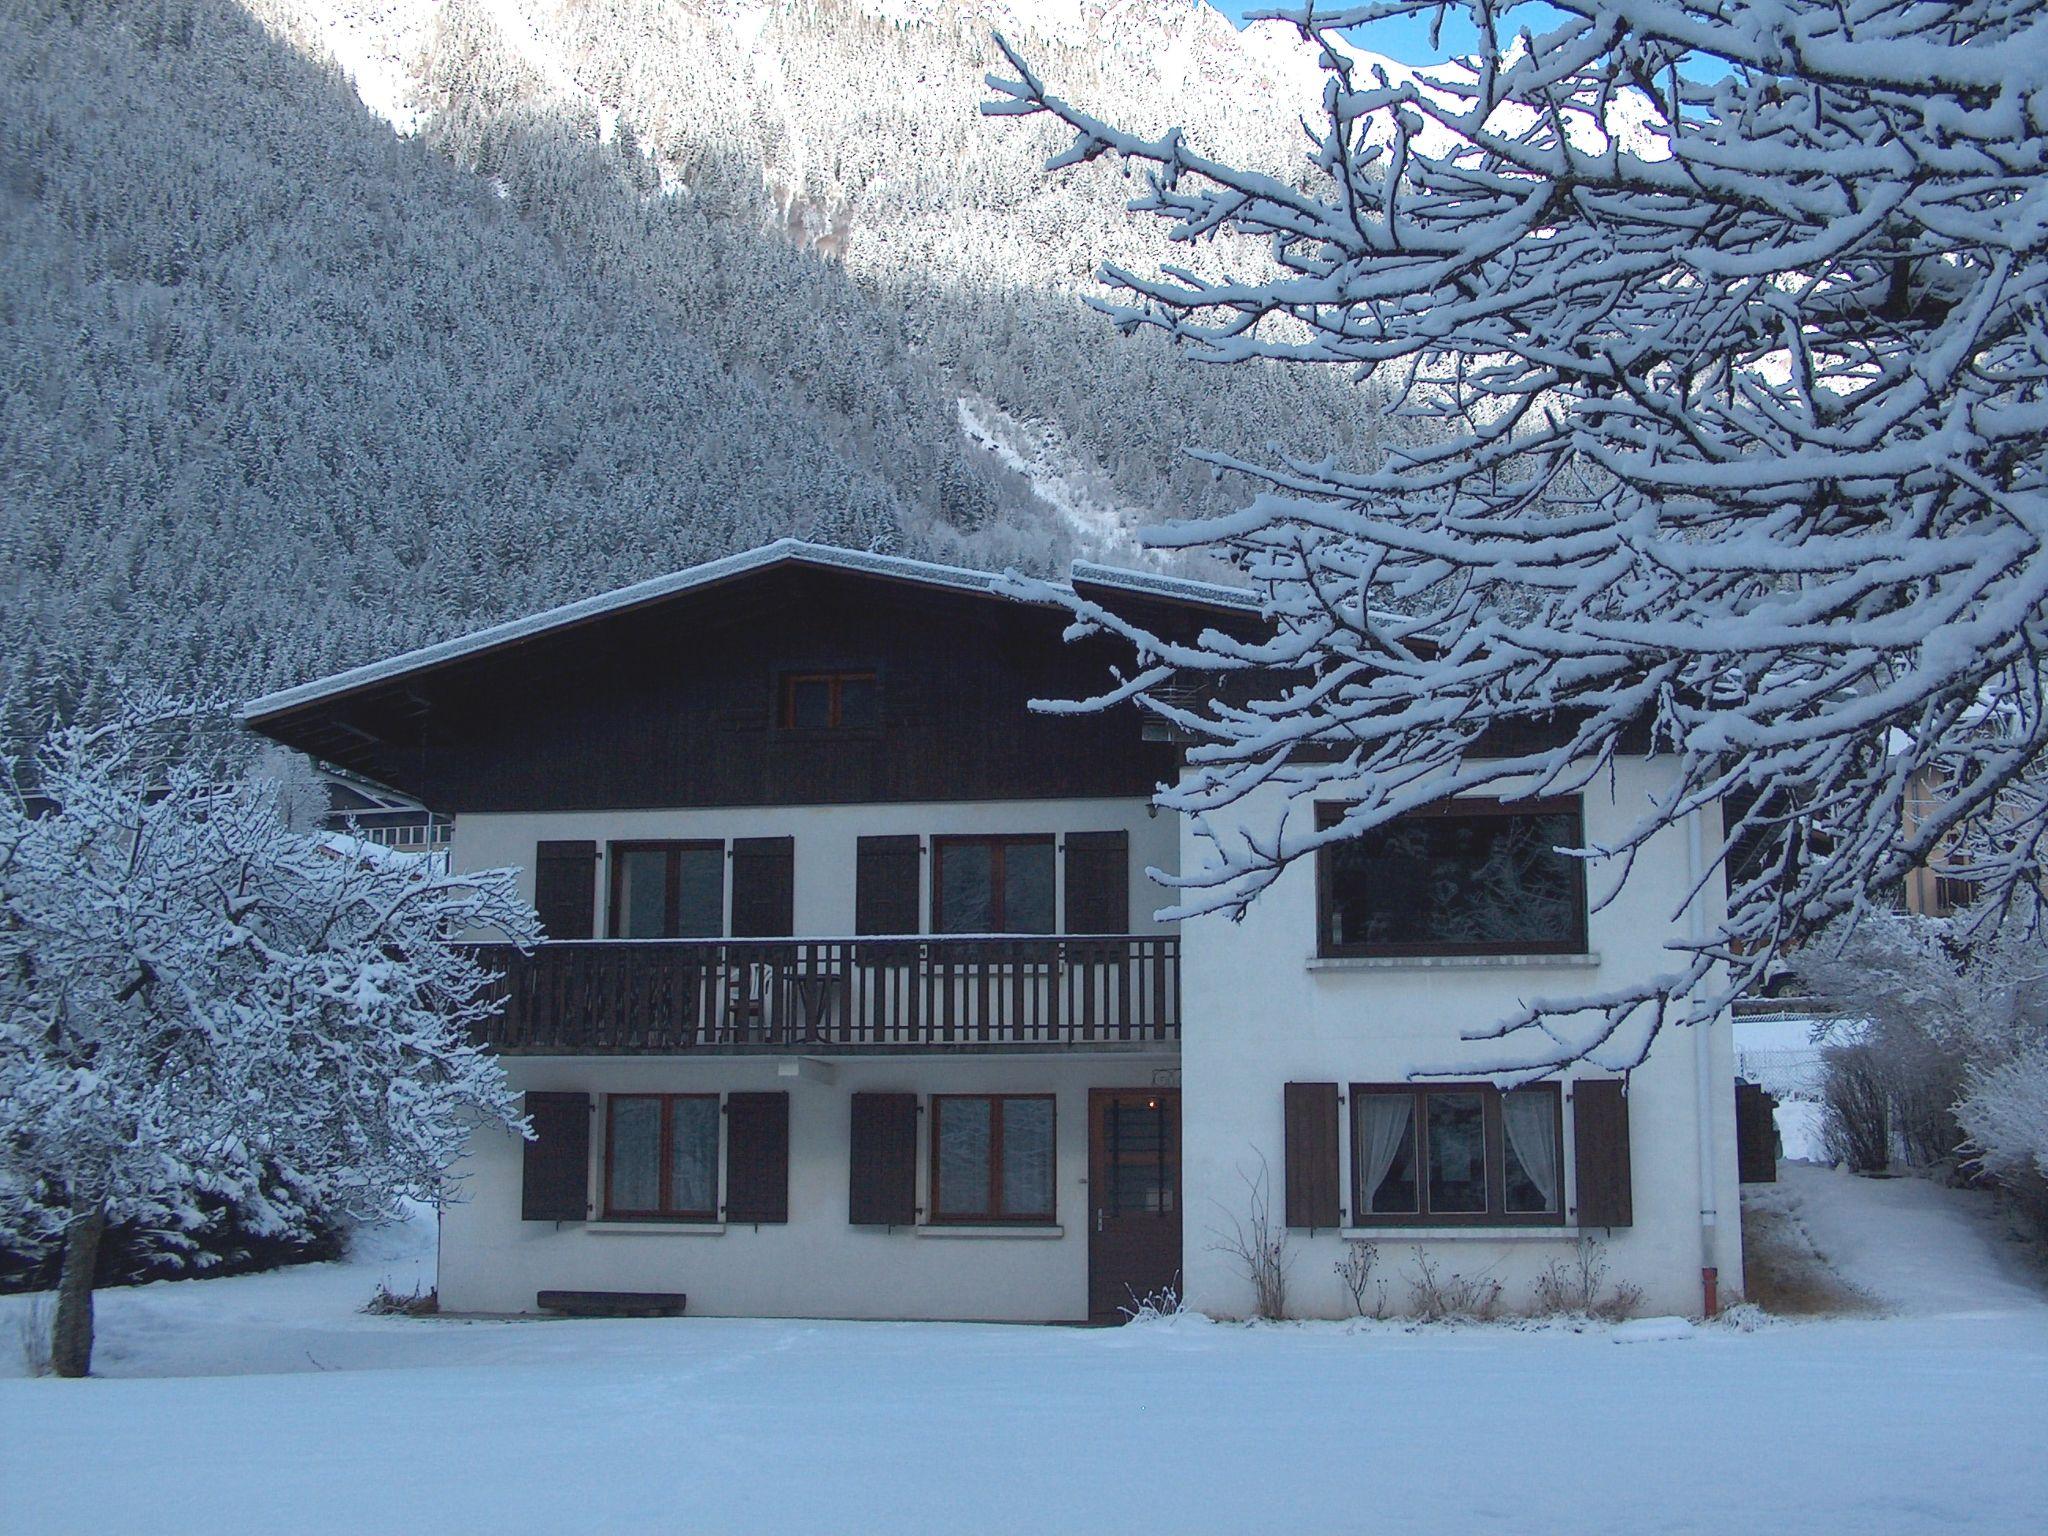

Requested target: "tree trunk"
[{"left": 51, "top": 1204, "right": 107, "bottom": 1379}]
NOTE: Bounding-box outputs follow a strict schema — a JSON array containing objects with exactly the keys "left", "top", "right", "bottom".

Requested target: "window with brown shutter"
[
  {"left": 731, "top": 837, "right": 794, "bottom": 938},
  {"left": 725, "top": 1091, "right": 790, "bottom": 1223},
  {"left": 856, "top": 835, "right": 921, "bottom": 936},
  {"left": 849, "top": 1092, "right": 918, "bottom": 1226},
  {"left": 1283, "top": 1082, "right": 1341, "bottom": 1229},
  {"left": 532, "top": 841, "right": 597, "bottom": 941},
  {"left": 521, "top": 1092, "right": 591, "bottom": 1221},
  {"left": 1349, "top": 1083, "right": 1564, "bottom": 1227},
  {"left": 1572, "top": 1078, "right": 1634, "bottom": 1228},
  {"left": 1063, "top": 830, "right": 1129, "bottom": 935}
]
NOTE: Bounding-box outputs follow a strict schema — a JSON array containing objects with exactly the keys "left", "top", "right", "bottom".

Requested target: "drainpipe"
[{"left": 1686, "top": 806, "right": 1720, "bottom": 1318}]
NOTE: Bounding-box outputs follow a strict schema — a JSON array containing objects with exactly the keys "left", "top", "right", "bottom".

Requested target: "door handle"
[{"left": 1096, "top": 1207, "right": 1104, "bottom": 1233}]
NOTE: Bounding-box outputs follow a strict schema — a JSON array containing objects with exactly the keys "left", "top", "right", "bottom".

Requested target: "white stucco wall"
[
  {"left": 450, "top": 797, "right": 1179, "bottom": 939},
  {"left": 1176, "top": 759, "right": 1744, "bottom": 1320},
  {"left": 438, "top": 1051, "right": 1178, "bottom": 1321}
]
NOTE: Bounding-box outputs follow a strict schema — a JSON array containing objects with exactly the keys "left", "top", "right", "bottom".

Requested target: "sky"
[{"left": 1211, "top": 2, "right": 1573, "bottom": 65}]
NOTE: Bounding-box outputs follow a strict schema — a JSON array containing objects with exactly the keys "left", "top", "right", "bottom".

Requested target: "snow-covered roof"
[{"left": 241, "top": 539, "right": 1255, "bottom": 720}]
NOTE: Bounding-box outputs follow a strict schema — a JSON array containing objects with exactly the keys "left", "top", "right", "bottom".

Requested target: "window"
[
  {"left": 780, "top": 671, "right": 879, "bottom": 730},
  {"left": 609, "top": 841, "right": 723, "bottom": 939},
  {"left": 1352, "top": 1084, "right": 1563, "bottom": 1226},
  {"left": 932, "top": 836, "right": 1055, "bottom": 934},
  {"left": 1316, "top": 799, "right": 1587, "bottom": 957},
  {"left": 930, "top": 1094, "right": 1056, "bottom": 1223},
  {"left": 604, "top": 1094, "right": 720, "bottom": 1220}
]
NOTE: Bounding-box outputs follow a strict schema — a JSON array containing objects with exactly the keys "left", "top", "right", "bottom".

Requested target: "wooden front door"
[{"left": 1088, "top": 1088, "right": 1182, "bottom": 1321}]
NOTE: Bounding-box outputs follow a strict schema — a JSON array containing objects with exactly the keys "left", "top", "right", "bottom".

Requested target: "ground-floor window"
[
  {"left": 930, "top": 1094, "right": 1056, "bottom": 1223},
  {"left": 1352, "top": 1083, "right": 1563, "bottom": 1226},
  {"left": 604, "top": 1094, "right": 720, "bottom": 1220}
]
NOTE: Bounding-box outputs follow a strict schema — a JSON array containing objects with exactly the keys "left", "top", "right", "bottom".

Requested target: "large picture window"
[
  {"left": 1316, "top": 799, "right": 1587, "bottom": 957},
  {"left": 930, "top": 1094, "right": 1056, "bottom": 1223},
  {"left": 604, "top": 1094, "right": 720, "bottom": 1220},
  {"left": 609, "top": 841, "right": 724, "bottom": 939},
  {"left": 932, "top": 836, "right": 1055, "bottom": 934},
  {"left": 1351, "top": 1084, "right": 1563, "bottom": 1227}
]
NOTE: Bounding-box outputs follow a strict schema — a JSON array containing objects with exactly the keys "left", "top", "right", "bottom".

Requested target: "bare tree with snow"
[
  {"left": 0, "top": 713, "right": 538, "bottom": 1376},
  {"left": 987, "top": 0, "right": 2048, "bottom": 1071}
]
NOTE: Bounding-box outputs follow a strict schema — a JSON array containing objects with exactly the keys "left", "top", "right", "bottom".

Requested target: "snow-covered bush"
[
  {"left": 989, "top": 0, "right": 2048, "bottom": 1072},
  {"left": 0, "top": 712, "right": 538, "bottom": 1374},
  {"left": 1798, "top": 907, "right": 2048, "bottom": 1207}
]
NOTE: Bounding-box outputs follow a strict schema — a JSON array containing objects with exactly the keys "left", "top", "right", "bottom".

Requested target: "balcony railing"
[{"left": 467, "top": 935, "right": 1179, "bottom": 1053}]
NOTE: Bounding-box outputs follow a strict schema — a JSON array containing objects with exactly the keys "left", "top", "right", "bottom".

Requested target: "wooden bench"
[{"left": 536, "top": 1290, "right": 687, "bottom": 1318}]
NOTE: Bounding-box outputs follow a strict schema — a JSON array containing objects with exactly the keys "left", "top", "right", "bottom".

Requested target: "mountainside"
[{"left": 0, "top": 0, "right": 1397, "bottom": 747}]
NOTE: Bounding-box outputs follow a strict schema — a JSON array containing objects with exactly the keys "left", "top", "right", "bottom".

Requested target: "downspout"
[{"left": 1686, "top": 807, "right": 1721, "bottom": 1317}]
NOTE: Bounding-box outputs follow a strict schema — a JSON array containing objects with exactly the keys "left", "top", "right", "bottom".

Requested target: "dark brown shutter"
[
  {"left": 1573, "top": 1078, "right": 1634, "bottom": 1228},
  {"left": 521, "top": 1092, "right": 591, "bottom": 1221},
  {"left": 1063, "top": 830, "right": 1129, "bottom": 935},
  {"left": 848, "top": 1092, "right": 918, "bottom": 1225},
  {"left": 1283, "top": 1082, "right": 1342, "bottom": 1229},
  {"left": 725, "top": 1091, "right": 790, "bottom": 1223},
  {"left": 731, "top": 837, "right": 795, "bottom": 938},
  {"left": 856, "top": 835, "right": 920, "bottom": 935},
  {"left": 532, "top": 841, "right": 597, "bottom": 941}
]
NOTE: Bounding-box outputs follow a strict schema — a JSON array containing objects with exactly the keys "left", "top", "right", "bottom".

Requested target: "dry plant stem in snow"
[
  {"left": 1210, "top": 1156, "right": 1291, "bottom": 1320},
  {"left": 1404, "top": 1250, "right": 1503, "bottom": 1323},
  {"left": 1533, "top": 1238, "right": 1643, "bottom": 1322},
  {"left": 1335, "top": 1239, "right": 1385, "bottom": 1319}
]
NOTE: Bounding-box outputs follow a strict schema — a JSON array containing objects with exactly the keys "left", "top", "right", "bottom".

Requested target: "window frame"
[
  {"left": 778, "top": 669, "right": 880, "bottom": 731},
  {"left": 606, "top": 839, "right": 725, "bottom": 940},
  {"left": 927, "top": 1093, "right": 1058, "bottom": 1226},
  {"left": 1314, "top": 797, "right": 1589, "bottom": 959},
  {"left": 1348, "top": 1082, "right": 1565, "bottom": 1228},
  {"left": 930, "top": 834, "right": 1057, "bottom": 935},
  {"left": 601, "top": 1092, "right": 722, "bottom": 1222}
]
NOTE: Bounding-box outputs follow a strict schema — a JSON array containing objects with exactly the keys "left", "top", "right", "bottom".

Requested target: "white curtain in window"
[
  {"left": 1358, "top": 1095, "right": 1413, "bottom": 1211},
  {"left": 1502, "top": 1092, "right": 1560, "bottom": 1211}
]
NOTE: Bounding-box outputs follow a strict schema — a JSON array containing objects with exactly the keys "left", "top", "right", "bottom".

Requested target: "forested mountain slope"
[{"left": 0, "top": 0, "right": 1395, "bottom": 746}]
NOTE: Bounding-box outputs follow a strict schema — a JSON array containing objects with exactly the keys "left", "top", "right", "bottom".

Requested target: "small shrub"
[
  {"left": 1532, "top": 1238, "right": 1642, "bottom": 1322},
  {"left": 14, "top": 1295, "right": 53, "bottom": 1376},
  {"left": 1120, "top": 1285, "right": 1186, "bottom": 1323},
  {"left": 1403, "top": 1250, "right": 1503, "bottom": 1322},
  {"left": 362, "top": 1282, "right": 438, "bottom": 1317},
  {"left": 1334, "top": 1240, "right": 1386, "bottom": 1319},
  {"left": 1209, "top": 1155, "right": 1291, "bottom": 1320},
  {"left": 1820, "top": 1043, "right": 1893, "bottom": 1172}
]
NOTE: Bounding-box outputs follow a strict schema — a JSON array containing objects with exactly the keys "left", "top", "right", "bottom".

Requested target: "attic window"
[{"left": 780, "top": 671, "right": 879, "bottom": 730}]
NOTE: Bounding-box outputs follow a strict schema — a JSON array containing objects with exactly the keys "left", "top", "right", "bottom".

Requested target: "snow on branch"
[{"left": 986, "top": 0, "right": 2048, "bottom": 1071}]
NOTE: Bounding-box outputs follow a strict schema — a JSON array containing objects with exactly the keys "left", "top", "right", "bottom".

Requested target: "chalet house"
[{"left": 242, "top": 541, "right": 1742, "bottom": 1322}]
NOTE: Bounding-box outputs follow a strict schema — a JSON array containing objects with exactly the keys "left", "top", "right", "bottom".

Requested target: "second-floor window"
[
  {"left": 932, "top": 835, "right": 1055, "bottom": 934},
  {"left": 1316, "top": 798, "right": 1587, "bottom": 957},
  {"left": 780, "top": 670, "right": 879, "bottom": 729},
  {"left": 610, "top": 840, "right": 723, "bottom": 939}
]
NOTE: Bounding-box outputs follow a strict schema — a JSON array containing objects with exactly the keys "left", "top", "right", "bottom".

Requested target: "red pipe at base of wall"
[{"left": 1702, "top": 1265, "right": 1720, "bottom": 1319}]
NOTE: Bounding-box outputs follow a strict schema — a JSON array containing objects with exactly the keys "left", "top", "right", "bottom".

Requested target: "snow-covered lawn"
[{"left": 4, "top": 1167, "right": 2044, "bottom": 1535}]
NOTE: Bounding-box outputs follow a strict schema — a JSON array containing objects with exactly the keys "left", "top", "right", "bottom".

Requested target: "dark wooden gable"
[{"left": 248, "top": 561, "right": 1195, "bottom": 814}]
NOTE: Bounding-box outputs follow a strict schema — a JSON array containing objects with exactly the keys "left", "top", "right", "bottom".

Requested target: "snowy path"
[{"left": 3, "top": 1176, "right": 2045, "bottom": 1535}]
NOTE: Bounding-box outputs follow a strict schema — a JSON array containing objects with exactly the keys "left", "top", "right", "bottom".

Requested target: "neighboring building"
[
  {"left": 242, "top": 540, "right": 1741, "bottom": 1322},
  {"left": 317, "top": 767, "right": 452, "bottom": 855}
]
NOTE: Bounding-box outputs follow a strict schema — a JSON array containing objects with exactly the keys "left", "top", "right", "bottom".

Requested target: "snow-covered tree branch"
[
  {"left": 986, "top": 0, "right": 2048, "bottom": 1070},
  {"left": 0, "top": 714, "right": 538, "bottom": 1374}
]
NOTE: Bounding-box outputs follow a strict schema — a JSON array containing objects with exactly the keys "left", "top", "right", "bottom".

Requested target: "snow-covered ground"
[{"left": 3, "top": 1168, "right": 2044, "bottom": 1534}]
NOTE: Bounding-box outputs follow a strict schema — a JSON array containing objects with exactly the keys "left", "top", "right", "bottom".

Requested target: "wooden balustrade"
[{"left": 466, "top": 935, "right": 1179, "bottom": 1052}]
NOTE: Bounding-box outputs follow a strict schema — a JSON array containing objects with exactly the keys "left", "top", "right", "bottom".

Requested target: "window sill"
[
  {"left": 914, "top": 1224, "right": 1065, "bottom": 1240},
  {"left": 588, "top": 1222, "right": 725, "bottom": 1236},
  {"left": 1307, "top": 952, "right": 1602, "bottom": 972},
  {"left": 1340, "top": 1225, "right": 1572, "bottom": 1243}
]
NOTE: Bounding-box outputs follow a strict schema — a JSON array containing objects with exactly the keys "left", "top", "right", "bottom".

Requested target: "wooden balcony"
[{"left": 467, "top": 935, "right": 1180, "bottom": 1053}]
